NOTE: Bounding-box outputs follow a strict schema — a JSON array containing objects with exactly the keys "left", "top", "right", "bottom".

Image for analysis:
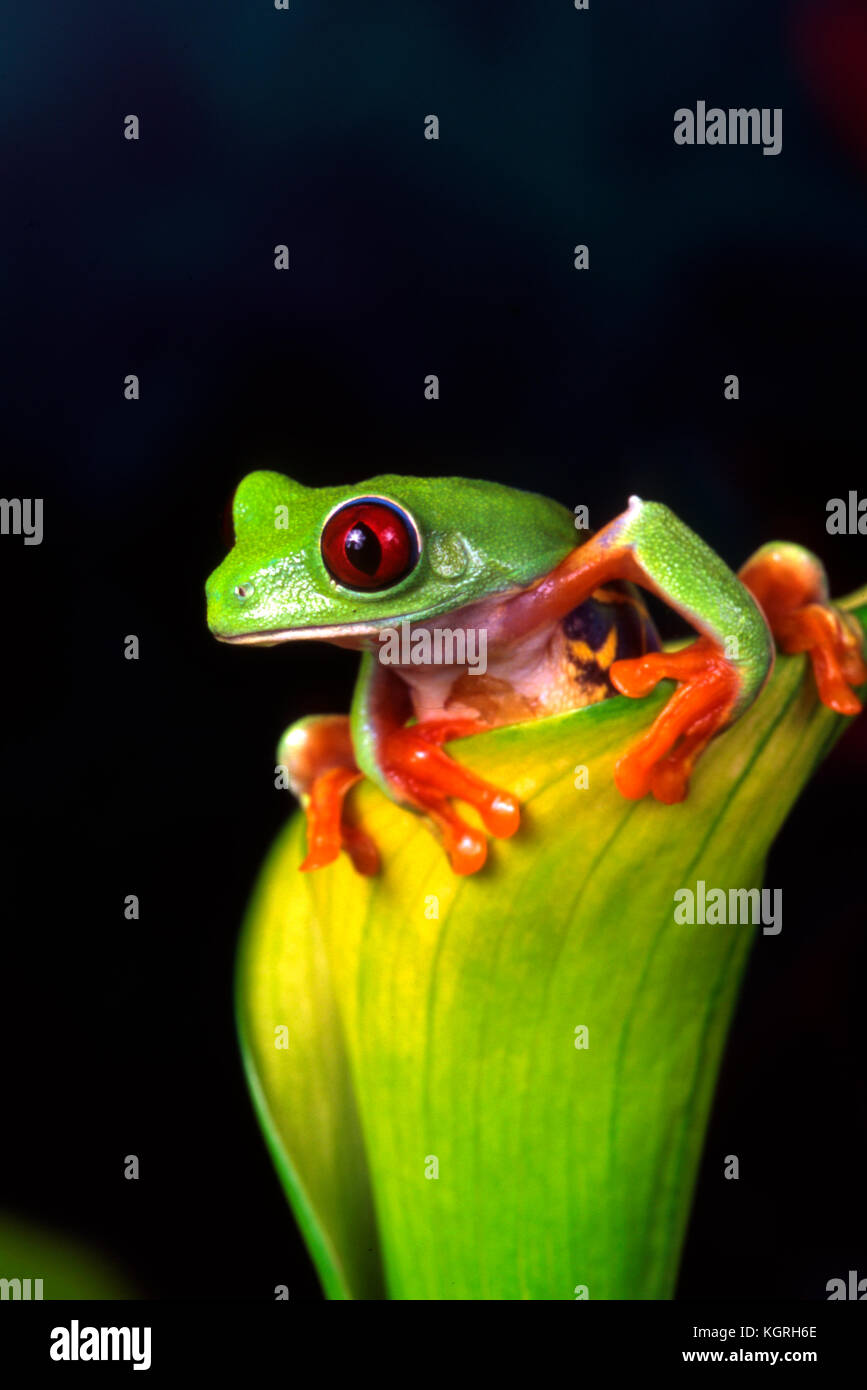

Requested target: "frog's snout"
[{"left": 205, "top": 560, "right": 260, "bottom": 641}]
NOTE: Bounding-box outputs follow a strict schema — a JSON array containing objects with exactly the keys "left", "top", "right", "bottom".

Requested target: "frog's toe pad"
[{"left": 441, "top": 816, "right": 489, "bottom": 876}]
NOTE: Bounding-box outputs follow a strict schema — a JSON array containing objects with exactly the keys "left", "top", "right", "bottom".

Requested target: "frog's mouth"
[{"left": 215, "top": 617, "right": 420, "bottom": 649}]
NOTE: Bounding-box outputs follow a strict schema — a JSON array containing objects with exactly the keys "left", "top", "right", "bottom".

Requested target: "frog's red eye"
[{"left": 321, "top": 497, "right": 420, "bottom": 591}]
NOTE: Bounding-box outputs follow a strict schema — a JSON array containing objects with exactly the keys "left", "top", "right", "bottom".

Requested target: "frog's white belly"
[{"left": 397, "top": 623, "right": 600, "bottom": 729}]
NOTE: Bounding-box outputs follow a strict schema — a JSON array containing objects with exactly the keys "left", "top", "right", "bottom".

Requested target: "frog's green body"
[{"left": 206, "top": 471, "right": 865, "bottom": 874}]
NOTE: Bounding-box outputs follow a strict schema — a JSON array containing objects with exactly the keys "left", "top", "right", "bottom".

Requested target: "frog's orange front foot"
[
  {"left": 739, "top": 545, "right": 867, "bottom": 716},
  {"left": 279, "top": 714, "right": 381, "bottom": 876},
  {"left": 299, "top": 766, "right": 380, "bottom": 876},
  {"left": 381, "top": 718, "right": 520, "bottom": 875},
  {"left": 609, "top": 637, "right": 741, "bottom": 804}
]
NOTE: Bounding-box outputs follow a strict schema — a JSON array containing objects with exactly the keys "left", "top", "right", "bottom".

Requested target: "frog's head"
[{"left": 206, "top": 470, "right": 576, "bottom": 645}]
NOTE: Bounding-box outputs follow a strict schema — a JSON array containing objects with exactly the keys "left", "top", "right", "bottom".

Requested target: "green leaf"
[{"left": 237, "top": 593, "right": 866, "bottom": 1300}]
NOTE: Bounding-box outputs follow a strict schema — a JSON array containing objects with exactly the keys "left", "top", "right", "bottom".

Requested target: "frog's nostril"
[{"left": 235, "top": 582, "right": 255, "bottom": 601}]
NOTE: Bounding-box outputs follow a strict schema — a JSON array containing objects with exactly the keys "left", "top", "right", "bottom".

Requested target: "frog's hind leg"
[
  {"left": 739, "top": 542, "right": 867, "bottom": 715},
  {"left": 501, "top": 498, "right": 774, "bottom": 804},
  {"left": 278, "top": 714, "right": 380, "bottom": 875}
]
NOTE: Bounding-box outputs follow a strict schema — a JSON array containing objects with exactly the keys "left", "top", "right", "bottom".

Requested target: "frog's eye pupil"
[
  {"left": 321, "top": 498, "right": 419, "bottom": 592},
  {"left": 344, "top": 522, "right": 382, "bottom": 576}
]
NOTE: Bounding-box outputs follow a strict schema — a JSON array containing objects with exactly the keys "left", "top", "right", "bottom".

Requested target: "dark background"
[{"left": 1, "top": 0, "right": 865, "bottom": 1298}]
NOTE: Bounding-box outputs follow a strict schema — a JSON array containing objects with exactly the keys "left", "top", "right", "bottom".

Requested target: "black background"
[{"left": 1, "top": 0, "right": 865, "bottom": 1299}]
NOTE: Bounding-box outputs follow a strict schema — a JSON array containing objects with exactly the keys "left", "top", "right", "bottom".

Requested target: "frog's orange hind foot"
[
  {"left": 381, "top": 719, "right": 520, "bottom": 875},
  {"left": 773, "top": 604, "right": 866, "bottom": 714},
  {"left": 299, "top": 766, "right": 380, "bottom": 876},
  {"left": 739, "top": 547, "right": 867, "bottom": 715},
  {"left": 609, "top": 637, "right": 741, "bottom": 803}
]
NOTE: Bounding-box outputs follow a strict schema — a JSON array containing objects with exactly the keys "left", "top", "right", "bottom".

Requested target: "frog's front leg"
[
  {"left": 278, "top": 714, "right": 380, "bottom": 875},
  {"left": 738, "top": 542, "right": 867, "bottom": 715},
  {"left": 352, "top": 655, "right": 520, "bottom": 875},
  {"left": 503, "top": 497, "right": 775, "bottom": 803}
]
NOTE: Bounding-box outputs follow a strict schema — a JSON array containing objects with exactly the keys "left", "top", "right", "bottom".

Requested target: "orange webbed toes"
[
  {"left": 381, "top": 724, "right": 520, "bottom": 872},
  {"left": 612, "top": 639, "right": 739, "bottom": 804},
  {"left": 300, "top": 766, "right": 379, "bottom": 874},
  {"left": 776, "top": 603, "right": 866, "bottom": 715}
]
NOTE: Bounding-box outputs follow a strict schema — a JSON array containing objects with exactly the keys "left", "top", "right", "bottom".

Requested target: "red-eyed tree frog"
[{"left": 206, "top": 472, "right": 866, "bottom": 875}]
